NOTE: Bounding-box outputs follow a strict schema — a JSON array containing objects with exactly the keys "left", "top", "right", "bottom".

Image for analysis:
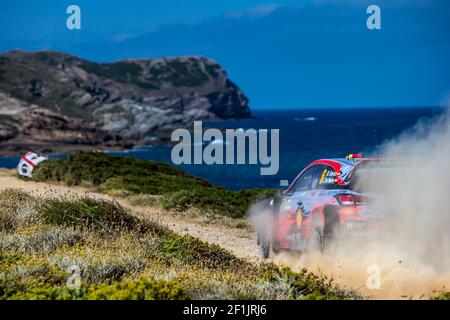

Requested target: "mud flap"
[{"left": 323, "top": 205, "right": 341, "bottom": 249}]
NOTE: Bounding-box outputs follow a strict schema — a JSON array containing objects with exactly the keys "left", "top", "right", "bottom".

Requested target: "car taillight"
[
  {"left": 338, "top": 195, "right": 355, "bottom": 206},
  {"left": 336, "top": 194, "right": 371, "bottom": 206}
]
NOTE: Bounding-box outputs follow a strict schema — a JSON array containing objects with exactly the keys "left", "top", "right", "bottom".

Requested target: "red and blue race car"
[{"left": 257, "top": 154, "right": 401, "bottom": 258}]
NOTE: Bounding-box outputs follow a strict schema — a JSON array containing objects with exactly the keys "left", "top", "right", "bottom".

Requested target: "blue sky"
[{"left": 0, "top": 0, "right": 449, "bottom": 109}]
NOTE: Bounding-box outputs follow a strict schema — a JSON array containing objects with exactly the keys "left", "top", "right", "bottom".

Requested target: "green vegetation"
[
  {"left": 32, "top": 152, "right": 276, "bottom": 220},
  {"left": 33, "top": 52, "right": 60, "bottom": 66},
  {"left": 432, "top": 291, "right": 450, "bottom": 300},
  {"left": 142, "top": 59, "right": 212, "bottom": 88},
  {"left": 204, "top": 62, "right": 221, "bottom": 79},
  {"left": 0, "top": 188, "right": 358, "bottom": 300},
  {"left": 80, "top": 59, "right": 212, "bottom": 90},
  {"left": 0, "top": 53, "right": 92, "bottom": 120},
  {"left": 80, "top": 61, "right": 143, "bottom": 83},
  {"left": 0, "top": 115, "right": 18, "bottom": 124},
  {"left": 39, "top": 197, "right": 144, "bottom": 234},
  {"left": 165, "top": 60, "right": 209, "bottom": 87},
  {"left": 80, "top": 61, "right": 160, "bottom": 91}
]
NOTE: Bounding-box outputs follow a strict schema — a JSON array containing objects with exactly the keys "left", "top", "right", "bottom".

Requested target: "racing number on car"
[
  {"left": 319, "top": 169, "right": 327, "bottom": 185},
  {"left": 319, "top": 168, "right": 337, "bottom": 185}
]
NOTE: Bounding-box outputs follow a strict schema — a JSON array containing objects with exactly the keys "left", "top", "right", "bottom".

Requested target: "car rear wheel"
[
  {"left": 308, "top": 227, "right": 324, "bottom": 253},
  {"left": 258, "top": 231, "right": 279, "bottom": 259},
  {"left": 259, "top": 237, "right": 271, "bottom": 258}
]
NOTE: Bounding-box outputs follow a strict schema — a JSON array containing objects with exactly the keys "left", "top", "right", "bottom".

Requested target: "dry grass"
[{"left": 0, "top": 188, "right": 359, "bottom": 300}]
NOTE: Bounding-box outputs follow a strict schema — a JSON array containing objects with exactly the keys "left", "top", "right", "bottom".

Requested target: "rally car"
[{"left": 257, "top": 153, "right": 401, "bottom": 258}]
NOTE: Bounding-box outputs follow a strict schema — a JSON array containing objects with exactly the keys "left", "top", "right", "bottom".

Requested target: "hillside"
[{"left": 0, "top": 50, "right": 251, "bottom": 155}]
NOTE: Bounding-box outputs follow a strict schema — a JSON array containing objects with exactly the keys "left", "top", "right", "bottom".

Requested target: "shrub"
[
  {"left": 0, "top": 226, "right": 84, "bottom": 253},
  {"left": 38, "top": 197, "right": 145, "bottom": 234},
  {"left": 157, "top": 233, "right": 239, "bottom": 270},
  {"left": 2, "top": 278, "right": 189, "bottom": 300},
  {"left": 51, "top": 243, "right": 148, "bottom": 284},
  {"left": 432, "top": 291, "right": 450, "bottom": 300},
  {"left": 33, "top": 152, "right": 195, "bottom": 186},
  {"left": 258, "top": 264, "right": 357, "bottom": 300},
  {"left": 2, "top": 283, "right": 88, "bottom": 300},
  {"left": 86, "top": 277, "right": 189, "bottom": 300},
  {"left": 161, "top": 187, "right": 276, "bottom": 219},
  {"left": 0, "top": 252, "right": 69, "bottom": 299},
  {"left": 0, "top": 188, "right": 38, "bottom": 232},
  {"left": 32, "top": 152, "right": 276, "bottom": 219}
]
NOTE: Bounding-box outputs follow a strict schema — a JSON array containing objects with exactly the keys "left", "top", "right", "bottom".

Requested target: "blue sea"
[{"left": 0, "top": 107, "right": 444, "bottom": 190}]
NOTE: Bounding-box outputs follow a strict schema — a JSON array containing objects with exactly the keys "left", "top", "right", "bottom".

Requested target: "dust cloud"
[{"left": 249, "top": 107, "right": 450, "bottom": 299}]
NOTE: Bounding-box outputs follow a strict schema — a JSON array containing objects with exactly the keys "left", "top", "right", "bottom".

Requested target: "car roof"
[
  {"left": 310, "top": 158, "right": 358, "bottom": 170},
  {"left": 306, "top": 157, "right": 392, "bottom": 181},
  {"left": 286, "top": 157, "right": 392, "bottom": 191},
  {"left": 313, "top": 157, "right": 391, "bottom": 168}
]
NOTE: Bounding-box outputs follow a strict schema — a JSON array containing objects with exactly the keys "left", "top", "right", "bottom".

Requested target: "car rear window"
[{"left": 348, "top": 159, "right": 405, "bottom": 192}]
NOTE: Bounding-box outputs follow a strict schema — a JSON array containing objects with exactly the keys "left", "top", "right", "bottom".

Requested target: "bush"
[
  {"left": 432, "top": 291, "right": 450, "bottom": 300},
  {"left": 39, "top": 197, "right": 145, "bottom": 234},
  {"left": 86, "top": 277, "right": 189, "bottom": 300},
  {"left": 161, "top": 187, "right": 276, "bottom": 219},
  {"left": 0, "top": 226, "right": 84, "bottom": 253},
  {"left": 33, "top": 152, "right": 276, "bottom": 219},
  {"left": 0, "top": 188, "right": 38, "bottom": 232},
  {"left": 2, "top": 278, "right": 188, "bottom": 300},
  {"left": 258, "top": 265, "right": 356, "bottom": 300},
  {"left": 33, "top": 152, "right": 197, "bottom": 187},
  {"left": 157, "top": 233, "right": 239, "bottom": 270},
  {"left": 2, "top": 283, "right": 88, "bottom": 300}
]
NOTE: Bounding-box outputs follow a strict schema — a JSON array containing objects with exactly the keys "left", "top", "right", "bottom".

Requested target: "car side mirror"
[{"left": 280, "top": 180, "right": 289, "bottom": 193}]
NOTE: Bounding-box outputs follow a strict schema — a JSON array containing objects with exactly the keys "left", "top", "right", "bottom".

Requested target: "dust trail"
[{"left": 250, "top": 107, "right": 450, "bottom": 299}]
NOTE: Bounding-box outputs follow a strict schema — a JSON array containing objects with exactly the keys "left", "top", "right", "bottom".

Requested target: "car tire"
[
  {"left": 272, "top": 245, "right": 280, "bottom": 254},
  {"left": 308, "top": 227, "right": 324, "bottom": 253},
  {"left": 259, "top": 237, "right": 271, "bottom": 259},
  {"left": 258, "top": 231, "right": 279, "bottom": 259}
]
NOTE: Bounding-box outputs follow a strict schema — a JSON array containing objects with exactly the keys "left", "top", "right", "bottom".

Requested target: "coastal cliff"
[{"left": 0, "top": 50, "right": 251, "bottom": 154}]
